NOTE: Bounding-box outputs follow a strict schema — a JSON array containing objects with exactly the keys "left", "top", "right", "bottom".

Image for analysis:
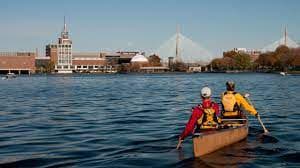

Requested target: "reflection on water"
[
  {"left": 0, "top": 73, "right": 299, "bottom": 167},
  {"left": 176, "top": 140, "right": 255, "bottom": 168}
]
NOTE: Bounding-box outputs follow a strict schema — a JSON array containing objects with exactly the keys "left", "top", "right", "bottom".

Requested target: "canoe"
[{"left": 192, "top": 114, "right": 248, "bottom": 157}]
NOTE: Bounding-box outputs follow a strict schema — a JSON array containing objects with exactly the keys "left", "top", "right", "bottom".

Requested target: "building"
[
  {"left": 0, "top": 52, "right": 36, "bottom": 74},
  {"left": 188, "top": 66, "right": 202, "bottom": 72},
  {"left": 46, "top": 19, "right": 73, "bottom": 73},
  {"left": 45, "top": 19, "right": 143, "bottom": 73},
  {"left": 140, "top": 66, "right": 169, "bottom": 73},
  {"left": 130, "top": 54, "right": 149, "bottom": 63},
  {"left": 72, "top": 52, "right": 108, "bottom": 72},
  {"left": 45, "top": 44, "right": 57, "bottom": 64},
  {"left": 104, "top": 51, "right": 139, "bottom": 65},
  {"left": 233, "top": 48, "right": 261, "bottom": 62}
]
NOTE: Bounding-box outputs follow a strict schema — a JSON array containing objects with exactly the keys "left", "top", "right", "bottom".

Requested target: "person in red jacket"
[{"left": 176, "top": 87, "right": 220, "bottom": 149}]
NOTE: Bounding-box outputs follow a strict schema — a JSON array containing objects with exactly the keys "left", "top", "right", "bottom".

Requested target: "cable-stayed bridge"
[
  {"left": 261, "top": 28, "right": 299, "bottom": 52},
  {"left": 156, "top": 29, "right": 213, "bottom": 65}
]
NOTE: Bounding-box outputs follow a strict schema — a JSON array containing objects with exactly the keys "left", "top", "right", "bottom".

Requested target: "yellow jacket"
[{"left": 221, "top": 91, "right": 257, "bottom": 116}]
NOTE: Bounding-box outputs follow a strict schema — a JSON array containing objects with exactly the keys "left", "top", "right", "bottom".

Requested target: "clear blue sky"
[{"left": 0, "top": 0, "right": 299, "bottom": 57}]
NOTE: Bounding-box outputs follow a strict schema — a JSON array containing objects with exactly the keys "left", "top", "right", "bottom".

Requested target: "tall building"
[
  {"left": 46, "top": 18, "right": 73, "bottom": 73},
  {"left": 45, "top": 18, "right": 142, "bottom": 73}
]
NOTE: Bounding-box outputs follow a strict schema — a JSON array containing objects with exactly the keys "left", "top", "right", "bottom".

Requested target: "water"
[{"left": 0, "top": 73, "right": 299, "bottom": 168}]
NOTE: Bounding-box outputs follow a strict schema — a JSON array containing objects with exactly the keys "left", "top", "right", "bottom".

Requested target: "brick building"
[
  {"left": 0, "top": 52, "right": 36, "bottom": 74},
  {"left": 72, "top": 52, "right": 108, "bottom": 72}
]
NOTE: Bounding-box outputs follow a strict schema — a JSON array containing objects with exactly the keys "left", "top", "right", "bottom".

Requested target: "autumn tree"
[
  {"left": 223, "top": 50, "right": 237, "bottom": 59},
  {"left": 234, "top": 53, "right": 251, "bottom": 70},
  {"left": 45, "top": 61, "right": 55, "bottom": 73},
  {"left": 173, "top": 61, "right": 188, "bottom": 72},
  {"left": 148, "top": 54, "right": 162, "bottom": 66},
  {"left": 256, "top": 45, "right": 299, "bottom": 71},
  {"left": 211, "top": 50, "right": 251, "bottom": 70}
]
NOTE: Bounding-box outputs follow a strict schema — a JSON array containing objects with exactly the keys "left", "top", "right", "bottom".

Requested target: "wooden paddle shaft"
[
  {"left": 245, "top": 97, "right": 269, "bottom": 133},
  {"left": 257, "top": 115, "right": 269, "bottom": 133}
]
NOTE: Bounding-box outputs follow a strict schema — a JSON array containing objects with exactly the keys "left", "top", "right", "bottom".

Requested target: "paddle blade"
[{"left": 257, "top": 133, "right": 279, "bottom": 144}]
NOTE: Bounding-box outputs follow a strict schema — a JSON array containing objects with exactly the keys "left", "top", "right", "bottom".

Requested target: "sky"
[{"left": 0, "top": 0, "right": 300, "bottom": 57}]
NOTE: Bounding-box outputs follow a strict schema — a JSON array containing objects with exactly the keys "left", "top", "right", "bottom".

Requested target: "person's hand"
[
  {"left": 217, "top": 117, "right": 222, "bottom": 124},
  {"left": 176, "top": 137, "right": 183, "bottom": 150}
]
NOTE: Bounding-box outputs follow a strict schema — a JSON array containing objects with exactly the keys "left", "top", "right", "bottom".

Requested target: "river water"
[{"left": 0, "top": 73, "right": 299, "bottom": 168}]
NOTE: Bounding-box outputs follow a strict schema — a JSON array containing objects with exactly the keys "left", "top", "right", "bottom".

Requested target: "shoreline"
[{"left": 13, "top": 71, "right": 300, "bottom": 76}]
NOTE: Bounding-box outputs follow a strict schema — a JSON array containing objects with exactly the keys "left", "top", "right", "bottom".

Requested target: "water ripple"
[{"left": 0, "top": 73, "right": 299, "bottom": 167}]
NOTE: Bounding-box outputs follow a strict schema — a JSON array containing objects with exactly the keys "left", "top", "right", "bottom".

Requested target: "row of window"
[
  {"left": 58, "top": 52, "right": 71, "bottom": 54},
  {"left": 56, "top": 65, "right": 75, "bottom": 69},
  {"left": 77, "top": 65, "right": 107, "bottom": 69},
  {"left": 58, "top": 60, "right": 72, "bottom": 64},
  {"left": 58, "top": 45, "right": 72, "bottom": 48},
  {"left": 49, "top": 44, "right": 72, "bottom": 48},
  {"left": 56, "top": 65, "right": 113, "bottom": 69}
]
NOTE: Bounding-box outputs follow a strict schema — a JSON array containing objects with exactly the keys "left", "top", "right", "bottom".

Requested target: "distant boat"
[
  {"left": 280, "top": 72, "right": 286, "bottom": 76},
  {"left": 2, "top": 73, "right": 17, "bottom": 80}
]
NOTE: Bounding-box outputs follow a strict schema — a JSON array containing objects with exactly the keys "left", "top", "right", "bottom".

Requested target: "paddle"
[{"left": 244, "top": 93, "right": 269, "bottom": 134}]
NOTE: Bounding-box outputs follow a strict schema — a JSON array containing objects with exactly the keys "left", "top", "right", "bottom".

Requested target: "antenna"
[{"left": 64, "top": 16, "right": 67, "bottom": 33}]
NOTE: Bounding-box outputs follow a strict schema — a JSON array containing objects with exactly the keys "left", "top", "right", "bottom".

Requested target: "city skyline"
[{"left": 0, "top": 0, "right": 300, "bottom": 57}]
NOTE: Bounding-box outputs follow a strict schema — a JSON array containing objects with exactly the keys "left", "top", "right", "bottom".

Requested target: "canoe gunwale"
[{"left": 192, "top": 123, "right": 248, "bottom": 138}]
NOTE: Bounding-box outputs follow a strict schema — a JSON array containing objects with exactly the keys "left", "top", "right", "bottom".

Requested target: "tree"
[
  {"left": 234, "top": 53, "right": 251, "bottom": 70},
  {"left": 255, "top": 46, "right": 300, "bottom": 71},
  {"left": 211, "top": 58, "right": 223, "bottom": 70},
  {"left": 118, "top": 63, "right": 130, "bottom": 73},
  {"left": 148, "top": 54, "right": 162, "bottom": 66},
  {"left": 173, "top": 61, "right": 187, "bottom": 72},
  {"left": 223, "top": 50, "right": 237, "bottom": 59},
  {"left": 45, "top": 61, "right": 55, "bottom": 73},
  {"left": 289, "top": 48, "right": 300, "bottom": 68}
]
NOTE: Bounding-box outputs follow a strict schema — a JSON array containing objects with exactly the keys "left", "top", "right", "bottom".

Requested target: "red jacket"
[{"left": 179, "top": 99, "right": 220, "bottom": 140}]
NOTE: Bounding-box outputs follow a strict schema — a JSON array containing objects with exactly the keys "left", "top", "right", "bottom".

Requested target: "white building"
[
  {"left": 55, "top": 19, "right": 73, "bottom": 73},
  {"left": 130, "top": 54, "right": 149, "bottom": 63}
]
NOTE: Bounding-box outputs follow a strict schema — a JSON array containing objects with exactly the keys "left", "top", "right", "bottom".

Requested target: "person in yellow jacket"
[{"left": 221, "top": 81, "right": 258, "bottom": 118}]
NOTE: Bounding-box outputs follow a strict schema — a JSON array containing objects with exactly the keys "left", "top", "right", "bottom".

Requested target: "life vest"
[
  {"left": 196, "top": 103, "right": 218, "bottom": 129},
  {"left": 221, "top": 92, "right": 241, "bottom": 117}
]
